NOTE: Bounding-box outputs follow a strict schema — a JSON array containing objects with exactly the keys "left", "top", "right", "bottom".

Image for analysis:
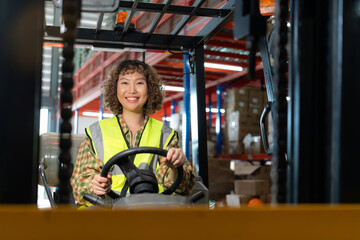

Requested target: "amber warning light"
[
  {"left": 259, "top": 0, "right": 276, "bottom": 16},
  {"left": 116, "top": 12, "right": 135, "bottom": 24},
  {"left": 115, "top": 12, "right": 136, "bottom": 32}
]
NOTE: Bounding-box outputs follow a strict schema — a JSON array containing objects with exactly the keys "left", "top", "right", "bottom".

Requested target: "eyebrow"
[{"left": 118, "top": 77, "right": 146, "bottom": 81}]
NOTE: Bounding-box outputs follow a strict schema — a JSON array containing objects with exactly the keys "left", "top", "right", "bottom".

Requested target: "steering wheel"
[{"left": 83, "top": 147, "right": 183, "bottom": 207}]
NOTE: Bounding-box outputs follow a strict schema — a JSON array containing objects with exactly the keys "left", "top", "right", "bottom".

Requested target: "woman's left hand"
[{"left": 163, "top": 148, "right": 186, "bottom": 168}]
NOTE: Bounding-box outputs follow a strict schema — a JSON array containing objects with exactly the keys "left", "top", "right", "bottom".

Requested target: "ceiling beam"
[
  {"left": 168, "top": 51, "right": 260, "bottom": 65},
  {"left": 211, "top": 32, "right": 246, "bottom": 44},
  {"left": 116, "top": 1, "right": 231, "bottom": 17},
  {"left": 154, "top": 65, "right": 228, "bottom": 77},
  {"left": 45, "top": 26, "right": 201, "bottom": 51},
  {"left": 156, "top": 60, "right": 240, "bottom": 74},
  {"left": 206, "top": 39, "right": 248, "bottom": 50}
]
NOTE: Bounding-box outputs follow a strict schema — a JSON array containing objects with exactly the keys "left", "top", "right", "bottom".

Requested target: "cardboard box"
[
  {"left": 207, "top": 141, "right": 216, "bottom": 158},
  {"left": 226, "top": 126, "right": 261, "bottom": 143},
  {"left": 209, "top": 181, "right": 234, "bottom": 200},
  {"left": 234, "top": 161, "right": 271, "bottom": 180},
  {"left": 226, "top": 87, "right": 249, "bottom": 102},
  {"left": 262, "top": 90, "right": 269, "bottom": 104},
  {"left": 248, "top": 87, "right": 263, "bottom": 100},
  {"left": 234, "top": 179, "right": 270, "bottom": 195},
  {"left": 226, "top": 111, "right": 240, "bottom": 142},
  {"left": 226, "top": 194, "right": 252, "bottom": 207},
  {"left": 234, "top": 161, "right": 261, "bottom": 176},
  {"left": 225, "top": 108, "right": 249, "bottom": 123},
  {"left": 243, "top": 134, "right": 264, "bottom": 154},
  {"left": 240, "top": 116, "right": 261, "bottom": 128},
  {"left": 208, "top": 157, "right": 232, "bottom": 169},
  {"left": 248, "top": 166, "right": 271, "bottom": 180},
  {"left": 225, "top": 88, "right": 249, "bottom": 113},
  {"left": 225, "top": 87, "right": 266, "bottom": 112},
  {"left": 207, "top": 126, "right": 224, "bottom": 142},
  {"left": 208, "top": 158, "right": 235, "bottom": 200},
  {"left": 248, "top": 106, "right": 262, "bottom": 117},
  {"left": 208, "top": 132, "right": 217, "bottom": 142},
  {"left": 208, "top": 170, "right": 234, "bottom": 183},
  {"left": 226, "top": 101, "right": 248, "bottom": 113},
  {"left": 226, "top": 111, "right": 260, "bottom": 142},
  {"left": 226, "top": 141, "right": 244, "bottom": 155},
  {"left": 248, "top": 87, "right": 266, "bottom": 118}
]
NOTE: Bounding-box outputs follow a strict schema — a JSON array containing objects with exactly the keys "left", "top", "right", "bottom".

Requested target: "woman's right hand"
[{"left": 91, "top": 173, "right": 112, "bottom": 196}]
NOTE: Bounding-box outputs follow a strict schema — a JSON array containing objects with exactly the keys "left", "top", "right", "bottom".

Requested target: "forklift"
[
  {"left": 1, "top": 0, "right": 360, "bottom": 238},
  {"left": 39, "top": 0, "right": 225, "bottom": 208}
]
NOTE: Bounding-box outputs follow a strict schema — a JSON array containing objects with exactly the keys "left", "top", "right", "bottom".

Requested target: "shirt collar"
[{"left": 117, "top": 114, "right": 149, "bottom": 135}]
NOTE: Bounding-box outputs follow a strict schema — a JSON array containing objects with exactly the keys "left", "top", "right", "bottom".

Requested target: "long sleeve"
[
  {"left": 156, "top": 132, "right": 196, "bottom": 196},
  {"left": 70, "top": 136, "right": 102, "bottom": 205}
]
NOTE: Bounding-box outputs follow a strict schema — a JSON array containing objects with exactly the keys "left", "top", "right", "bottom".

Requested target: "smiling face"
[{"left": 116, "top": 71, "right": 148, "bottom": 115}]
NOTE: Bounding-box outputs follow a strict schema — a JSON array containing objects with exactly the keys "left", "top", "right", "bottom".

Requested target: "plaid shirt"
[{"left": 70, "top": 115, "right": 196, "bottom": 205}]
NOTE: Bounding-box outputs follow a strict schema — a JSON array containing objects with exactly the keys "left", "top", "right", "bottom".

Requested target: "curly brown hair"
[{"left": 102, "top": 60, "right": 164, "bottom": 115}]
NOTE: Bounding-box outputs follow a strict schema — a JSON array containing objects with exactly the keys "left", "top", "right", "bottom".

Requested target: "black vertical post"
[
  {"left": 339, "top": 0, "right": 360, "bottom": 202},
  {"left": 327, "top": 0, "right": 343, "bottom": 204},
  {"left": 0, "top": 0, "right": 44, "bottom": 203},
  {"left": 289, "top": 0, "right": 333, "bottom": 203},
  {"left": 288, "top": 0, "right": 360, "bottom": 203},
  {"left": 271, "top": 0, "right": 288, "bottom": 204},
  {"left": 190, "top": 44, "right": 208, "bottom": 187}
]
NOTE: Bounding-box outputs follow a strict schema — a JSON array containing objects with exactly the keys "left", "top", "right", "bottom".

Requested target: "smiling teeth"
[{"left": 127, "top": 98, "right": 137, "bottom": 100}]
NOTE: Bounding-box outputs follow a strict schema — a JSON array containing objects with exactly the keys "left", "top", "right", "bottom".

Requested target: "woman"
[{"left": 70, "top": 60, "right": 196, "bottom": 206}]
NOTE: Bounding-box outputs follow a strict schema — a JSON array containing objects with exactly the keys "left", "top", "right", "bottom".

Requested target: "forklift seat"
[{"left": 38, "top": 132, "right": 85, "bottom": 207}]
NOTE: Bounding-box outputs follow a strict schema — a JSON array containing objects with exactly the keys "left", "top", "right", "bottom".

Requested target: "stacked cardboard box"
[
  {"left": 207, "top": 140, "right": 216, "bottom": 158},
  {"left": 226, "top": 161, "right": 271, "bottom": 207},
  {"left": 248, "top": 87, "right": 265, "bottom": 117},
  {"left": 224, "top": 86, "right": 267, "bottom": 155},
  {"left": 243, "top": 134, "right": 264, "bottom": 154},
  {"left": 226, "top": 194, "right": 252, "bottom": 207},
  {"left": 226, "top": 87, "right": 249, "bottom": 112},
  {"left": 225, "top": 111, "right": 260, "bottom": 155},
  {"left": 207, "top": 124, "right": 224, "bottom": 143},
  {"left": 208, "top": 158, "right": 234, "bottom": 201}
]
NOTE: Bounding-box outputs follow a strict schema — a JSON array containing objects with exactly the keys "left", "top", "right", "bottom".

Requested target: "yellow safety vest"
[{"left": 86, "top": 115, "right": 176, "bottom": 195}]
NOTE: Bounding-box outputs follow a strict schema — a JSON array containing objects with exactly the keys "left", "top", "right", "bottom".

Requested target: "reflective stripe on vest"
[{"left": 86, "top": 115, "right": 175, "bottom": 194}]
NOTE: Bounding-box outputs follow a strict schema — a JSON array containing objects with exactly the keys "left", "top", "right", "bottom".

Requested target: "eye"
[
  {"left": 136, "top": 81, "right": 146, "bottom": 85},
  {"left": 120, "top": 81, "right": 128, "bottom": 85}
]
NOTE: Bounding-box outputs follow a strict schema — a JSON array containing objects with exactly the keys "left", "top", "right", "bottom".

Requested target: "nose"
[{"left": 129, "top": 82, "right": 136, "bottom": 93}]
